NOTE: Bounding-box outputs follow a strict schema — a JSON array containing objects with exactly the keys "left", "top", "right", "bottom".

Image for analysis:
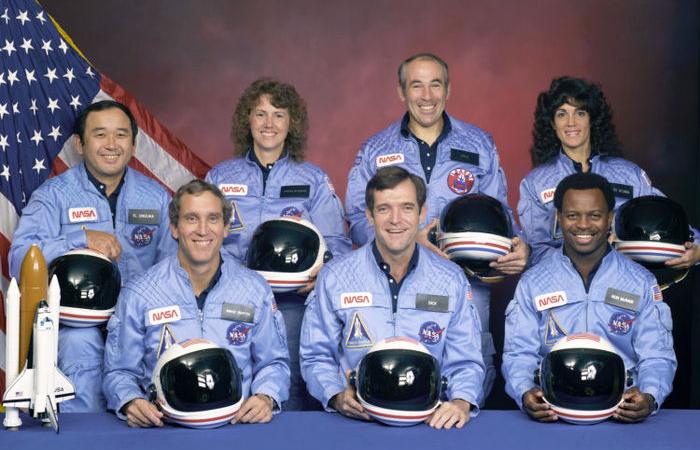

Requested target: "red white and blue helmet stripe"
[
  {"left": 615, "top": 240, "right": 686, "bottom": 263},
  {"left": 59, "top": 305, "right": 114, "bottom": 327}
]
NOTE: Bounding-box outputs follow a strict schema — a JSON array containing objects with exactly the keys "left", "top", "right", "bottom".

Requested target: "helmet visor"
[
  {"left": 542, "top": 348, "right": 625, "bottom": 411},
  {"left": 49, "top": 254, "right": 121, "bottom": 311},
  {"left": 246, "top": 220, "right": 320, "bottom": 273},
  {"left": 357, "top": 349, "right": 441, "bottom": 411},
  {"left": 160, "top": 348, "right": 242, "bottom": 412}
]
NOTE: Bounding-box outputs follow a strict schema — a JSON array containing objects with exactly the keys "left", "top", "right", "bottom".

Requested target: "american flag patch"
[
  {"left": 466, "top": 286, "right": 473, "bottom": 301},
  {"left": 652, "top": 285, "right": 663, "bottom": 302}
]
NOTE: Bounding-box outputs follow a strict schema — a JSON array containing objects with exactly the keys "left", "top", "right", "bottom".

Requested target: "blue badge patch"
[
  {"left": 418, "top": 321, "right": 444, "bottom": 345},
  {"left": 131, "top": 225, "right": 155, "bottom": 248},
  {"left": 345, "top": 312, "right": 373, "bottom": 348},
  {"left": 280, "top": 206, "right": 303, "bottom": 218},
  {"left": 228, "top": 200, "right": 244, "bottom": 232},
  {"left": 226, "top": 322, "right": 252, "bottom": 346},
  {"left": 447, "top": 168, "right": 474, "bottom": 195},
  {"left": 608, "top": 312, "right": 634, "bottom": 335},
  {"left": 544, "top": 311, "right": 567, "bottom": 346}
]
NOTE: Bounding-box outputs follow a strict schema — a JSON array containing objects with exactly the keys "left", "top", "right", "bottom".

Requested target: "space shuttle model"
[{"left": 3, "top": 245, "right": 75, "bottom": 433}]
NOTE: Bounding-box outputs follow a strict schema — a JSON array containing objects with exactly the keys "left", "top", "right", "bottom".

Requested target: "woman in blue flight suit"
[{"left": 206, "top": 78, "right": 351, "bottom": 410}]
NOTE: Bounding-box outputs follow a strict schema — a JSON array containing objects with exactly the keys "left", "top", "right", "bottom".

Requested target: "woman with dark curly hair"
[
  {"left": 518, "top": 76, "right": 699, "bottom": 267},
  {"left": 206, "top": 78, "right": 351, "bottom": 410}
]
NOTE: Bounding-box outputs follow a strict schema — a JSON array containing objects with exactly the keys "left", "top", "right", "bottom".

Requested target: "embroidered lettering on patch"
[
  {"left": 226, "top": 322, "right": 252, "bottom": 346},
  {"left": 604, "top": 288, "right": 640, "bottom": 312},
  {"left": 148, "top": 305, "right": 182, "bottom": 326},
  {"left": 68, "top": 207, "right": 98, "bottom": 223},
  {"left": 608, "top": 311, "right": 635, "bottom": 335},
  {"left": 128, "top": 209, "right": 160, "bottom": 225},
  {"left": 539, "top": 188, "right": 556, "bottom": 204},
  {"left": 340, "top": 292, "right": 373, "bottom": 309},
  {"left": 534, "top": 291, "right": 568, "bottom": 312},
  {"left": 219, "top": 183, "right": 248, "bottom": 196},
  {"left": 418, "top": 321, "right": 445, "bottom": 345},
  {"left": 376, "top": 153, "right": 404, "bottom": 167},
  {"left": 345, "top": 312, "right": 373, "bottom": 348},
  {"left": 447, "top": 168, "right": 474, "bottom": 195}
]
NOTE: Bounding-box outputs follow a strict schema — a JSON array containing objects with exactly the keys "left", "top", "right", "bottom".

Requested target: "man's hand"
[
  {"left": 330, "top": 370, "right": 370, "bottom": 421},
  {"left": 490, "top": 236, "right": 528, "bottom": 275},
  {"left": 232, "top": 394, "right": 274, "bottom": 424},
  {"left": 85, "top": 229, "right": 122, "bottom": 261},
  {"left": 417, "top": 218, "right": 448, "bottom": 259},
  {"left": 297, "top": 264, "right": 322, "bottom": 294},
  {"left": 613, "top": 387, "right": 655, "bottom": 423},
  {"left": 425, "top": 399, "right": 470, "bottom": 429},
  {"left": 123, "top": 398, "right": 163, "bottom": 428},
  {"left": 665, "top": 242, "right": 700, "bottom": 270},
  {"left": 522, "top": 387, "right": 557, "bottom": 422}
]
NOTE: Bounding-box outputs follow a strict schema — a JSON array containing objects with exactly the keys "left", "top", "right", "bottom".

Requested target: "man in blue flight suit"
[
  {"left": 9, "top": 100, "right": 176, "bottom": 412},
  {"left": 345, "top": 53, "right": 527, "bottom": 399},
  {"left": 502, "top": 173, "right": 676, "bottom": 422},
  {"left": 103, "top": 180, "right": 290, "bottom": 427},
  {"left": 302, "top": 167, "right": 484, "bottom": 429}
]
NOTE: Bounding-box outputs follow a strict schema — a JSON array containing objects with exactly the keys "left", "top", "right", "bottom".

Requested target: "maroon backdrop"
[{"left": 40, "top": 0, "right": 699, "bottom": 408}]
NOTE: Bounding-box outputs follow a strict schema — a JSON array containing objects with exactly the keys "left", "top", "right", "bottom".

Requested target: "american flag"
[{"left": 0, "top": 0, "right": 210, "bottom": 397}]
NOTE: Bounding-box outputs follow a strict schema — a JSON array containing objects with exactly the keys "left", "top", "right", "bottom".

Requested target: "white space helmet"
[
  {"left": 150, "top": 339, "right": 244, "bottom": 429},
  {"left": 350, "top": 337, "right": 445, "bottom": 426},
  {"left": 537, "top": 333, "right": 630, "bottom": 425},
  {"left": 48, "top": 248, "right": 121, "bottom": 327},
  {"left": 246, "top": 217, "right": 330, "bottom": 292}
]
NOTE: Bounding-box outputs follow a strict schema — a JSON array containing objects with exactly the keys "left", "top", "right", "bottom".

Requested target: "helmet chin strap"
[
  {"left": 462, "top": 266, "right": 508, "bottom": 284},
  {"left": 659, "top": 268, "right": 689, "bottom": 291}
]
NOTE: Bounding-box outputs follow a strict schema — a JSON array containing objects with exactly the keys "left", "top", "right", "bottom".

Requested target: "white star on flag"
[
  {"left": 0, "top": 134, "right": 8, "bottom": 151},
  {"left": 25, "top": 69, "right": 37, "bottom": 84},
  {"left": 32, "top": 158, "right": 46, "bottom": 174},
  {"left": 3, "top": 39, "right": 16, "bottom": 56},
  {"left": 47, "top": 97, "right": 60, "bottom": 113},
  {"left": 30, "top": 129, "right": 44, "bottom": 146},
  {"left": 41, "top": 38, "right": 52, "bottom": 54},
  {"left": 15, "top": 9, "right": 30, "bottom": 25},
  {"left": 69, "top": 95, "right": 81, "bottom": 110},
  {"left": 0, "top": 103, "right": 8, "bottom": 119},
  {"left": 7, "top": 69, "right": 19, "bottom": 86},
  {"left": 48, "top": 126, "right": 62, "bottom": 141},
  {"left": 44, "top": 67, "right": 58, "bottom": 83},
  {"left": 20, "top": 37, "right": 33, "bottom": 53},
  {"left": 63, "top": 67, "right": 75, "bottom": 83},
  {"left": 1, "top": 165, "right": 10, "bottom": 181}
]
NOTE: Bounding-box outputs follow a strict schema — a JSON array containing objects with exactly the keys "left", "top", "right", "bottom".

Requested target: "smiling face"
[
  {"left": 75, "top": 107, "right": 134, "bottom": 185},
  {"left": 366, "top": 179, "right": 426, "bottom": 260},
  {"left": 558, "top": 188, "right": 612, "bottom": 260},
  {"left": 170, "top": 191, "right": 228, "bottom": 273},
  {"left": 553, "top": 102, "right": 591, "bottom": 155},
  {"left": 249, "top": 94, "right": 290, "bottom": 157},
  {"left": 397, "top": 58, "right": 449, "bottom": 135}
]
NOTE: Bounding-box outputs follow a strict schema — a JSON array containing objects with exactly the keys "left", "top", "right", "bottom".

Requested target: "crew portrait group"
[{"left": 7, "top": 52, "right": 698, "bottom": 430}]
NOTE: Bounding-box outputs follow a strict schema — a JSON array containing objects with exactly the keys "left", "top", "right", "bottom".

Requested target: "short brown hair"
[
  {"left": 365, "top": 166, "right": 427, "bottom": 213},
  {"left": 169, "top": 179, "right": 232, "bottom": 225}
]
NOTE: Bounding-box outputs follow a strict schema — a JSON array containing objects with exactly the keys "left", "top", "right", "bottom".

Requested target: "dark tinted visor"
[
  {"left": 49, "top": 254, "right": 121, "bottom": 310},
  {"left": 160, "top": 348, "right": 242, "bottom": 412},
  {"left": 542, "top": 348, "right": 625, "bottom": 411},
  {"left": 357, "top": 349, "right": 441, "bottom": 411},
  {"left": 246, "top": 221, "right": 319, "bottom": 272},
  {"left": 615, "top": 196, "right": 690, "bottom": 245},
  {"left": 441, "top": 195, "right": 512, "bottom": 237}
]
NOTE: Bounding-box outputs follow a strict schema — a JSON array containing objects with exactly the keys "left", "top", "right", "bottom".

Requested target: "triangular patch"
[
  {"left": 228, "top": 200, "right": 244, "bottom": 232},
  {"left": 544, "top": 311, "right": 567, "bottom": 346},
  {"left": 345, "top": 312, "right": 373, "bottom": 348},
  {"left": 156, "top": 324, "right": 178, "bottom": 358}
]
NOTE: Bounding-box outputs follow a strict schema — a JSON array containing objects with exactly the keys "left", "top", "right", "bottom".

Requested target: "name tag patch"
[
  {"left": 376, "top": 153, "right": 404, "bottom": 167},
  {"left": 148, "top": 305, "right": 181, "bottom": 325},
  {"left": 610, "top": 183, "right": 633, "bottom": 199},
  {"left": 280, "top": 185, "right": 310, "bottom": 198},
  {"left": 534, "top": 291, "right": 568, "bottom": 311},
  {"left": 221, "top": 303, "right": 255, "bottom": 323},
  {"left": 219, "top": 183, "right": 248, "bottom": 196},
  {"left": 128, "top": 209, "right": 160, "bottom": 225},
  {"left": 540, "top": 188, "right": 556, "bottom": 204},
  {"left": 415, "top": 293, "right": 449, "bottom": 312},
  {"left": 340, "top": 292, "right": 373, "bottom": 309},
  {"left": 605, "top": 288, "right": 640, "bottom": 311},
  {"left": 68, "top": 207, "right": 97, "bottom": 223},
  {"left": 450, "top": 149, "right": 479, "bottom": 166}
]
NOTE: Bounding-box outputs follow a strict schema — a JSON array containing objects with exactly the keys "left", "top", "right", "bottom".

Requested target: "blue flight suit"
[
  {"left": 300, "top": 243, "right": 485, "bottom": 412},
  {"left": 103, "top": 252, "right": 290, "bottom": 418},
  {"left": 9, "top": 163, "right": 176, "bottom": 412},
  {"left": 345, "top": 113, "right": 515, "bottom": 398},
  {"left": 205, "top": 152, "right": 351, "bottom": 410},
  {"left": 518, "top": 152, "right": 700, "bottom": 266},
  {"left": 502, "top": 248, "right": 676, "bottom": 410}
]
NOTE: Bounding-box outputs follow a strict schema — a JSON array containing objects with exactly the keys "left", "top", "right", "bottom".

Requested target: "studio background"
[{"left": 40, "top": 0, "right": 699, "bottom": 408}]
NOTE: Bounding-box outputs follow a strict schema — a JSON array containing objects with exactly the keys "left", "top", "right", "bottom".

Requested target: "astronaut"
[
  {"left": 503, "top": 172, "right": 676, "bottom": 423},
  {"left": 205, "top": 78, "right": 350, "bottom": 410},
  {"left": 344, "top": 53, "right": 527, "bottom": 398},
  {"left": 518, "top": 76, "right": 699, "bottom": 267},
  {"left": 8, "top": 100, "right": 176, "bottom": 412},
  {"left": 103, "top": 180, "right": 290, "bottom": 427},
  {"left": 301, "top": 167, "right": 485, "bottom": 429}
]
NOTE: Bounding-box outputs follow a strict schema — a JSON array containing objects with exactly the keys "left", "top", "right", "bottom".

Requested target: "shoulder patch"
[
  {"left": 534, "top": 291, "right": 568, "bottom": 311},
  {"left": 651, "top": 284, "right": 663, "bottom": 302}
]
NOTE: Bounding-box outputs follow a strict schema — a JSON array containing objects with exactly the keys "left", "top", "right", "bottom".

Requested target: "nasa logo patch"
[
  {"left": 539, "top": 188, "right": 556, "bottom": 204},
  {"left": 447, "top": 168, "right": 474, "bottom": 195},
  {"left": 608, "top": 312, "right": 634, "bottom": 335},
  {"left": 229, "top": 200, "right": 244, "bottom": 231},
  {"left": 226, "top": 322, "right": 252, "bottom": 346},
  {"left": 280, "top": 206, "right": 303, "bottom": 218},
  {"left": 130, "top": 225, "right": 155, "bottom": 248},
  {"left": 418, "top": 321, "right": 444, "bottom": 345}
]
